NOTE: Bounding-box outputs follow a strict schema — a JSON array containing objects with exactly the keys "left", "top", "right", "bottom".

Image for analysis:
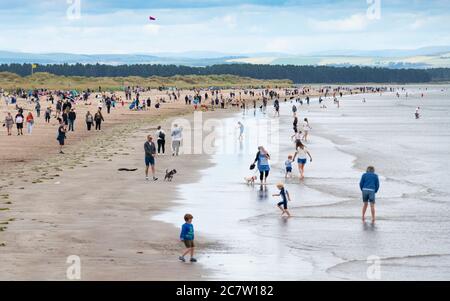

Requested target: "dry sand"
[{"left": 0, "top": 109, "right": 231, "bottom": 280}]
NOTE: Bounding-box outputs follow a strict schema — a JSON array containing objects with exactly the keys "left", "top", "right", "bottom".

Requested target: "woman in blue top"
[{"left": 253, "top": 146, "right": 271, "bottom": 184}]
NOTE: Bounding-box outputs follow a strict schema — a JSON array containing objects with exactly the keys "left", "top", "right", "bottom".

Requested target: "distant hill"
[
  {"left": 0, "top": 51, "right": 241, "bottom": 67},
  {"left": 1, "top": 46, "right": 450, "bottom": 69},
  {"left": 229, "top": 46, "right": 450, "bottom": 69}
]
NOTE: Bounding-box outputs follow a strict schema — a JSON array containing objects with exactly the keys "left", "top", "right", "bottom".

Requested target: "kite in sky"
[{"left": 149, "top": 16, "right": 156, "bottom": 21}]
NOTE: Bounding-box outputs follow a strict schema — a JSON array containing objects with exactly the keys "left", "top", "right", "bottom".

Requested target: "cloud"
[
  {"left": 410, "top": 19, "right": 424, "bottom": 30},
  {"left": 1, "top": 1, "right": 450, "bottom": 54},
  {"left": 222, "top": 15, "right": 237, "bottom": 29},
  {"left": 143, "top": 24, "right": 161, "bottom": 35},
  {"left": 307, "top": 14, "right": 370, "bottom": 32}
]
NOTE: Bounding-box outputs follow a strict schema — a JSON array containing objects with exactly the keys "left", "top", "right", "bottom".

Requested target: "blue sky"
[{"left": 0, "top": 0, "right": 449, "bottom": 54}]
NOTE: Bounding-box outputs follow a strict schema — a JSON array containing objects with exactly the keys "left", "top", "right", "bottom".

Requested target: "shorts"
[
  {"left": 297, "top": 158, "right": 307, "bottom": 165},
  {"left": 16, "top": 123, "right": 23, "bottom": 129},
  {"left": 362, "top": 190, "right": 376, "bottom": 203},
  {"left": 277, "top": 200, "right": 288, "bottom": 209},
  {"left": 183, "top": 240, "right": 195, "bottom": 248},
  {"left": 145, "top": 156, "right": 155, "bottom": 166},
  {"left": 286, "top": 167, "right": 292, "bottom": 173},
  {"left": 258, "top": 165, "right": 270, "bottom": 172},
  {"left": 57, "top": 137, "right": 65, "bottom": 145}
]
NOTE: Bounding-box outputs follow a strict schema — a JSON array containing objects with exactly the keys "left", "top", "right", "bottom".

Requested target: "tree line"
[{"left": 0, "top": 63, "right": 447, "bottom": 84}]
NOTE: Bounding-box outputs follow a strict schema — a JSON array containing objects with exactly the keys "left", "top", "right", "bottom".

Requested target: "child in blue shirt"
[
  {"left": 273, "top": 183, "right": 292, "bottom": 217},
  {"left": 179, "top": 213, "right": 197, "bottom": 263},
  {"left": 285, "top": 155, "right": 294, "bottom": 178}
]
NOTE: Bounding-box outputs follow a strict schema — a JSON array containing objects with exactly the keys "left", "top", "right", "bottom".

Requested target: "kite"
[{"left": 149, "top": 16, "right": 156, "bottom": 21}]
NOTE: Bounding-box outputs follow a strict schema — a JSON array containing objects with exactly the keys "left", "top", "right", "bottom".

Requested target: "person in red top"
[{"left": 26, "top": 112, "right": 34, "bottom": 134}]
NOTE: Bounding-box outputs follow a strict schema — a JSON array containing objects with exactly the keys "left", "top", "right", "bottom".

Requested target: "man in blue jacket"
[{"left": 359, "top": 166, "right": 380, "bottom": 224}]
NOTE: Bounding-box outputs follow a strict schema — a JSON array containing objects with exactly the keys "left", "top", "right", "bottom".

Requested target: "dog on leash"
[
  {"left": 164, "top": 169, "right": 177, "bottom": 181},
  {"left": 244, "top": 175, "right": 257, "bottom": 185}
]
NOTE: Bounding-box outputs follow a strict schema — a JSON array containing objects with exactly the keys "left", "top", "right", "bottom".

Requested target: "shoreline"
[
  {"left": 0, "top": 107, "right": 235, "bottom": 280},
  {"left": 152, "top": 86, "right": 450, "bottom": 280},
  {"left": 0, "top": 86, "right": 397, "bottom": 280}
]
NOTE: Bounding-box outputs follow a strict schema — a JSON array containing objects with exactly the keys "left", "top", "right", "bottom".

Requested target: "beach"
[
  {"left": 1, "top": 85, "right": 449, "bottom": 280},
  {"left": 0, "top": 105, "right": 224, "bottom": 280},
  {"left": 156, "top": 85, "right": 450, "bottom": 280}
]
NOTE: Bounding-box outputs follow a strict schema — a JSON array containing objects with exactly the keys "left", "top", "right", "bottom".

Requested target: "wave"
[{"left": 326, "top": 253, "right": 450, "bottom": 274}]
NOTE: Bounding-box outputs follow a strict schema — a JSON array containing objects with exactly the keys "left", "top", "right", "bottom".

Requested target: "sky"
[{"left": 0, "top": 0, "right": 449, "bottom": 54}]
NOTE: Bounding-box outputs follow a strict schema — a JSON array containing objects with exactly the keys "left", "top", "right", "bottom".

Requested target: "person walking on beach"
[
  {"left": 273, "top": 183, "right": 292, "bottom": 218},
  {"left": 85, "top": 111, "right": 94, "bottom": 131},
  {"left": 35, "top": 101, "right": 41, "bottom": 118},
  {"left": 106, "top": 98, "right": 112, "bottom": 114},
  {"left": 291, "top": 130, "right": 302, "bottom": 144},
  {"left": 285, "top": 155, "right": 294, "bottom": 179},
  {"left": 55, "top": 100, "right": 62, "bottom": 119},
  {"left": 252, "top": 146, "right": 271, "bottom": 185},
  {"left": 94, "top": 109, "right": 104, "bottom": 130},
  {"left": 415, "top": 107, "right": 420, "bottom": 119},
  {"left": 144, "top": 135, "right": 158, "bottom": 181},
  {"left": 171, "top": 124, "right": 183, "bottom": 156},
  {"left": 44, "top": 107, "right": 51, "bottom": 123},
  {"left": 359, "top": 166, "right": 380, "bottom": 224},
  {"left": 155, "top": 125, "right": 166, "bottom": 155},
  {"left": 179, "top": 213, "right": 197, "bottom": 263},
  {"left": 3, "top": 112, "right": 14, "bottom": 136},
  {"left": 26, "top": 112, "right": 34, "bottom": 134},
  {"left": 274, "top": 99, "right": 280, "bottom": 117},
  {"left": 292, "top": 104, "right": 297, "bottom": 116},
  {"left": 293, "top": 140, "right": 312, "bottom": 181},
  {"left": 237, "top": 121, "right": 244, "bottom": 141},
  {"left": 293, "top": 115, "right": 298, "bottom": 133},
  {"left": 15, "top": 110, "right": 24, "bottom": 136},
  {"left": 56, "top": 118, "right": 66, "bottom": 154},
  {"left": 62, "top": 109, "right": 69, "bottom": 126},
  {"left": 302, "top": 118, "right": 311, "bottom": 142},
  {"left": 68, "top": 109, "right": 76, "bottom": 132}
]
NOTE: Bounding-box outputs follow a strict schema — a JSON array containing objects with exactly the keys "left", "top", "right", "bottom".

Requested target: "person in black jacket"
[
  {"left": 106, "top": 98, "right": 112, "bottom": 114},
  {"left": 68, "top": 109, "right": 76, "bottom": 131},
  {"left": 62, "top": 109, "right": 69, "bottom": 126},
  {"left": 94, "top": 109, "right": 104, "bottom": 130}
]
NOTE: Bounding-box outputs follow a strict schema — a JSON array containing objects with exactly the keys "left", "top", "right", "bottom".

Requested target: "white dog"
[{"left": 244, "top": 175, "right": 257, "bottom": 185}]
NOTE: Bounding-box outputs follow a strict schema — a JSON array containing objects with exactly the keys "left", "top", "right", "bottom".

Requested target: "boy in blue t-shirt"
[
  {"left": 179, "top": 214, "right": 197, "bottom": 263},
  {"left": 285, "top": 155, "right": 294, "bottom": 178},
  {"left": 273, "top": 183, "right": 292, "bottom": 217}
]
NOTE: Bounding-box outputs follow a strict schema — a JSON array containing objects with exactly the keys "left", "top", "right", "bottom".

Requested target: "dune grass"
[{"left": 0, "top": 72, "right": 293, "bottom": 91}]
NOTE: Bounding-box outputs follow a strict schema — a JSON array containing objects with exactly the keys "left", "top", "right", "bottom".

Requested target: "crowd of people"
[
  {"left": 2, "top": 85, "right": 390, "bottom": 265},
  {"left": 241, "top": 86, "right": 386, "bottom": 226}
]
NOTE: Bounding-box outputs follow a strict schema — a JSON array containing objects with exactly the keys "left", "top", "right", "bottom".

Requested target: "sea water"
[{"left": 154, "top": 85, "right": 450, "bottom": 280}]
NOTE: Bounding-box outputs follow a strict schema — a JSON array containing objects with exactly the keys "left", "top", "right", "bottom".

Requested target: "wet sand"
[{"left": 156, "top": 85, "right": 450, "bottom": 280}]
